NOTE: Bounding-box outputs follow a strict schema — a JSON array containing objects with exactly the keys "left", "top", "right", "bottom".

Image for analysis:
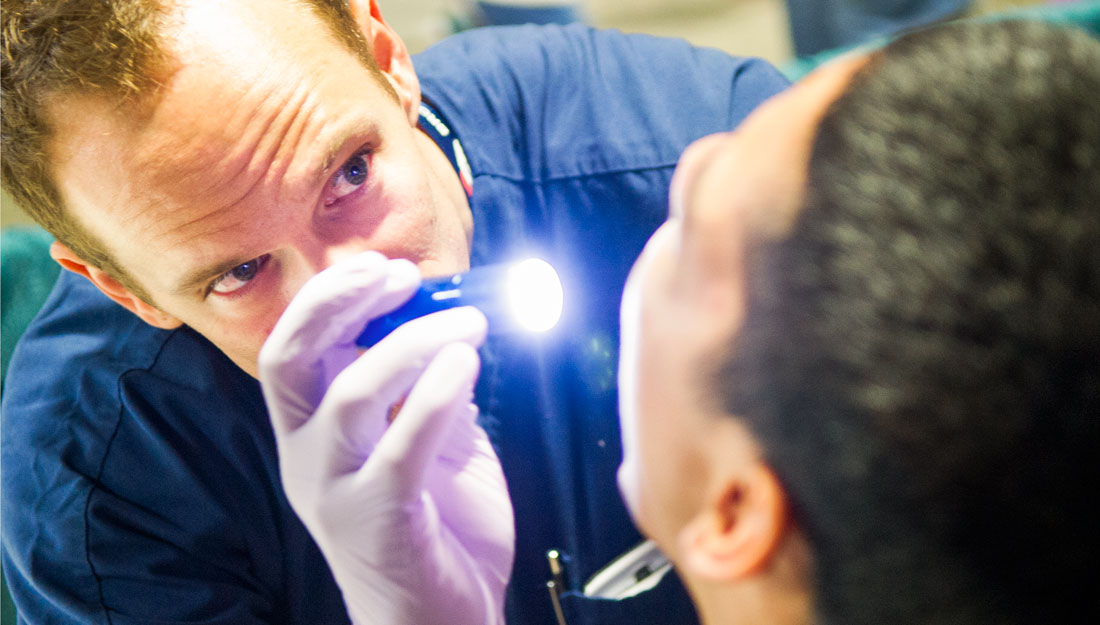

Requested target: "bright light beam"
[{"left": 356, "top": 258, "right": 564, "bottom": 348}]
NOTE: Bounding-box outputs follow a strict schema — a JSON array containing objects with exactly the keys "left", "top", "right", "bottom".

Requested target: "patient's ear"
[
  {"left": 50, "top": 241, "right": 182, "bottom": 330},
  {"left": 677, "top": 463, "right": 789, "bottom": 582}
]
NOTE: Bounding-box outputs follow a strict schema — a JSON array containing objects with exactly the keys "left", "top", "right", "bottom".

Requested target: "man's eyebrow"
[
  {"left": 174, "top": 256, "right": 254, "bottom": 295},
  {"left": 313, "top": 121, "right": 377, "bottom": 185},
  {"left": 318, "top": 135, "right": 343, "bottom": 178}
]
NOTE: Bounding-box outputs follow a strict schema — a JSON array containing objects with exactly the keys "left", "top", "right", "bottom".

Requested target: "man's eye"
[
  {"left": 211, "top": 255, "right": 269, "bottom": 295},
  {"left": 327, "top": 150, "right": 370, "bottom": 205}
]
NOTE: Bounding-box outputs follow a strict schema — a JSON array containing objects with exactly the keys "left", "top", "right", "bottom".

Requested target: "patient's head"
[{"left": 619, "top": 20, "right": 1100, "bottom": 625}]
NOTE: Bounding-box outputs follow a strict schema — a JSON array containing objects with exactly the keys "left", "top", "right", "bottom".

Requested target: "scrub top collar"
[{"left": 418, "top": 99, "right": 474, "bottom": 198}]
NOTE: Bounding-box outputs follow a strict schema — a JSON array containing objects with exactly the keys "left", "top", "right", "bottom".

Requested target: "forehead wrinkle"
[
  {"left": 161, "top": 0, "right": 357, "bottom": 197},
  {"left": 133, "top": 1, "right": 326, "bottom": 207},
  {"left": 161, "top": 202, "right": 280, "bottom": 295},
  {"left": 125, "top": 70, "right": 315, "bottom": 249},
  {"left": 273, "top": 78, "right": 385, "bottom": 205},
  {"left": 156, "top": 176, "right": 263, "bottom": 247},
  {"left": 266, "top": 78, "right": 328, "bottom": 201}
]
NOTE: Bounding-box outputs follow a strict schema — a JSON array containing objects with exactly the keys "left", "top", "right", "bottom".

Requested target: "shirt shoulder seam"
[
  {"left": 82, "top": 327, "right": 188, "bottom": 624},
  {"left": 472, "top": 160, "right": 679, "bottom": 185}
]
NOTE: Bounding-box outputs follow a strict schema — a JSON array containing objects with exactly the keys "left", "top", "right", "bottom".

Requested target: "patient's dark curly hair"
[{"left": 717, "top": 19, "right": 1100, "bottom": 625}]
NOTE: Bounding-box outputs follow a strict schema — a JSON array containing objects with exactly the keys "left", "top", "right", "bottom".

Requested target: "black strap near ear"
[{"left": 418, "top": 99, "right": 473, "bottom": 198}]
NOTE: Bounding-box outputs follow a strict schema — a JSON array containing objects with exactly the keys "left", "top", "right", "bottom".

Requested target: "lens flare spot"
[{"left": 507, "top": 258, "right": 563, "bottom": 332}]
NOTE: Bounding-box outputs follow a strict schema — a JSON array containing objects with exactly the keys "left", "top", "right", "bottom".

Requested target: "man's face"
[
  {"left": 617, "top": 57, "right": 867, "bottom": 557},
  {"left": 47, "top": 0, "right": 472, "bottom": 376}
]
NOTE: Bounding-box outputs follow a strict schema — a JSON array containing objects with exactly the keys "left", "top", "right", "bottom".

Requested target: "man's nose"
[
  {"left": 320, "top": 241, "right": 373, "bottom": 270},
  {"left": 293, "top": 231, "right": 376, "bottom": 279}
]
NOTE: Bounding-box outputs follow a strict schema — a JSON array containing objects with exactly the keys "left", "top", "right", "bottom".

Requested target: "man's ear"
[
  {"left": 676, "top": 463, "right": 789, "bottom": 583},
  {"left": 348, "top": 0, "right": 421, "bottom": 127},
  {"left": 50, "top": 241, "right": 182, "bottom": 330}
]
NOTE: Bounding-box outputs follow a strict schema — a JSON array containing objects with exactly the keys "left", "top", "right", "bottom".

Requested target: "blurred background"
[
  {"left": 383, "top": 0, "right": 1043, "bottom": 62},
  {"left": 0, "top": 0, "right": 1051, "bottom": 227}
]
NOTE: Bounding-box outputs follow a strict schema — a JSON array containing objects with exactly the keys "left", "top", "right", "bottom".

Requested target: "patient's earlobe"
[
  {"left": 677, "top": 464, "right": 789, "bottom": 582},
  {"left": 50, "top": 241, "right": 183, "bottom": 330}
]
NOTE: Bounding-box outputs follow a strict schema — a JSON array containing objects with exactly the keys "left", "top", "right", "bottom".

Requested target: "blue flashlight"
[{"left": 356, "top": 258, "right": 564, "bottom": 348}]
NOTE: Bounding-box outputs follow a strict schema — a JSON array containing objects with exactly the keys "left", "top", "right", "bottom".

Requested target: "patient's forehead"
[{"left": 676, "top": 54, "right": 870, "bottom": 282}]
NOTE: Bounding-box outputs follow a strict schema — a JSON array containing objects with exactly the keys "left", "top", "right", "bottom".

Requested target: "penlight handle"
[{"left": 356, "top": 264, "right": 513, "bottom": 348}]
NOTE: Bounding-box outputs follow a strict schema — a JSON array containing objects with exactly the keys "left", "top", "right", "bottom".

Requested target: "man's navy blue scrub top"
[{"left": 2, "top": 24, "right": 789, "bottom": 625}]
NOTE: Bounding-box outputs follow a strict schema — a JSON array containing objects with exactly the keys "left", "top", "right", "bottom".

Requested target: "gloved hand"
[{"left": 258, "top": 251, "right": 515, "bottom": 625}]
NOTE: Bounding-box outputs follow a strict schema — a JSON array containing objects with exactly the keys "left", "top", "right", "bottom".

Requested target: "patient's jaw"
[{"left": 617, "top": 55, "right": 867, "bottom": 625}]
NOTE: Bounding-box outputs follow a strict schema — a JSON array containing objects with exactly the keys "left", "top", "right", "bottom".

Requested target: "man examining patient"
[
  {"left": 1, "top": 0, "right": 788, "bottom": 623},
  {"left": 4, "top": 0, "right": 1097, "bottom": 623}
]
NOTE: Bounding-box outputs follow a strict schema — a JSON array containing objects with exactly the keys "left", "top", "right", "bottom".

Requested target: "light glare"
[{"left": 507, "top": 258, "right": 563, "bottom": 332}]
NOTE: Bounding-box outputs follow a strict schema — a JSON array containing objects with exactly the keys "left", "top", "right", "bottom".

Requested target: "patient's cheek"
[{"left": 616, "top": 378, "right": 642, "bottom": 521}]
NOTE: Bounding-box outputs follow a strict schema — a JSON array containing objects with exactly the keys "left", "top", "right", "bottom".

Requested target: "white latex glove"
[{"left": 258, "top": 251, "right": 515, "bottom": 625}]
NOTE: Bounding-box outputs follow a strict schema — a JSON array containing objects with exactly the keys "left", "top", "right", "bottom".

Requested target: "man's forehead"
[
  {"left": 169, "top": 0, "right": 326, "bottom": 72},
  {"left": 42, "top": 63, "right": 280, "bottom": 287},
  {"left": 45, "top": 94, "right": 150, "bottom": 221},
  {"left": 48, "top": 83, "right": 251, "bottom": 225},
  {"left": 47, "top": 0, "right": 353, "bottom": 208}
]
